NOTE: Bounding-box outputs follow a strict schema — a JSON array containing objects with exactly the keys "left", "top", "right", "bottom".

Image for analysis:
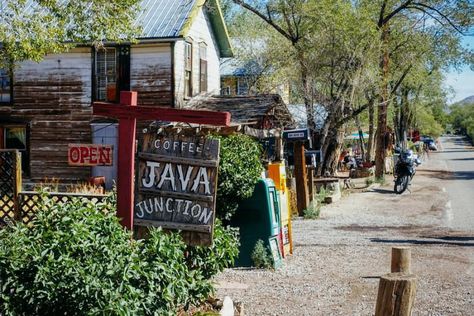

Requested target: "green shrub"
[
  {"left": 187, "top": 220, "right": 240, "bottom": 279},
  {"left": 251, "top": 239, "right": 273, "bottom": 269},
  {"left": 0, "top": 193, "right": 239, "bottom": 315},
  {"left": 212, "top": 134, "right": 263, "bottom": 219},
  {"left": 317, "top": 186, "right": 328, "bottom": 203},
  {"left": 303, "top": 200, "right": 320, "bottom": 219}
]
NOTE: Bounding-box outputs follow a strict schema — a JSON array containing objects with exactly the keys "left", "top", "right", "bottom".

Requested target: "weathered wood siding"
[
  {"left": 3, "top": 47, "right": 92, "bottom": 181},
  {"left": 130, "top": 44, "right": 173, "bottom": 107},
  {"left": 174, "top": 6, "right": 221, "bottom": 107}
]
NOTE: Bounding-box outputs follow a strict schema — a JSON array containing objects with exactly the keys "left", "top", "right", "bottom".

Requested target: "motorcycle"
[{"left": 393, "top": 149, "right": 421, "bottom": 194}]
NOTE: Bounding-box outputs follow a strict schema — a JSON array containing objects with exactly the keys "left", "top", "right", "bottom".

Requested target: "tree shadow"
[
  {"left": 420, "top": 236, "right": 474, "bottom": 242},
  {"left": 369, "top": 237, "right": 474, "bottom": 247},
  {"left": 369, "top": 188, "right": 395, "bottom": 195},
  {"left": 450, "top": 157, "right": 474, "bottom": 161}
]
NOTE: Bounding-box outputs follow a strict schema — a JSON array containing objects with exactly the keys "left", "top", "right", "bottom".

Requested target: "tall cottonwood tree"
[{"left": 362, "top": 0, "right": 474, "bottom": 177}]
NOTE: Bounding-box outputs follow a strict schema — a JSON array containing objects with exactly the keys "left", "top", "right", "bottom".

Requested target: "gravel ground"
[{"left": 215, "top": 155, "right": 474, "bottom": 315}]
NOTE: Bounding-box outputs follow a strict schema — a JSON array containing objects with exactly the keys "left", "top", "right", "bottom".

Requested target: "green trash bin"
[{"left": 231, "top": 178, "right": 282, "bottom": 268}]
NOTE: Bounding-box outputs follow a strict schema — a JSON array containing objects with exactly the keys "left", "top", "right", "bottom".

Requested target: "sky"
[{"left": 444, "top": 35, "right": 474, "bottom": 104}]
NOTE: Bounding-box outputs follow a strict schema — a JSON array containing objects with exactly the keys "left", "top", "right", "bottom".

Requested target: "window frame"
[
  {"left": 199, "top": 42, "right": 208, "bottom": 93},
  {"left": 92, "top": 45, "right": 130, "bottom": 103},
  {"left": 0, "top": 124, "right": 30, "bottom": 176},
  {"left": 184, "top": 41, "right": 193, "bottom": 98},
  {"left": 0, "top": 67, "right": 12, "bottom": 105}
]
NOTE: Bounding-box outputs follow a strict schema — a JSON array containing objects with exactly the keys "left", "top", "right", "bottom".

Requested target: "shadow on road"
[
  {"left": 369, "top": 238, "right": 474, "bottom": 247},
  {"left": 419, "top": 169, "right": 474, "bottom": 180},
  {"left": 420, "top": 236, "right": 474, "bottom": 242},
  {"left": 450, "top": 157, "right": 474, "bottom": 161},
  {"left": 368, "top": 188, "right": 394, "bottom": 195}
]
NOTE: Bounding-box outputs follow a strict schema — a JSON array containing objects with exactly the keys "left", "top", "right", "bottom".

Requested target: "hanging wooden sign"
[
  {"left": 134, "top": 132, "right": 220, "bottom": 246},
  {"left": 68, "top": 144, "right": 113, "bottom": 166}
]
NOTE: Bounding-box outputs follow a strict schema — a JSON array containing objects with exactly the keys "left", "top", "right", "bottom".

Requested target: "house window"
[
  {"left": 184, "top": 42, "right": 192, "bottom": 98},
  {"left": 93, "top": 46, "right": 130, "bottom": 102},
  {"left": 0, "top": 69, "right": 11, "bottom": 103},
  {"left": 0, "top": 125, "right": 29, "bottom": 175},
  {"left": 199, "top": 43, "right": 207, "bottom": 93},
  {"left": 237, "top": 78, "right": 249, "bottom": 95},
  {"left": 94, "top": 48, "right": 117, "bottom": 102}
]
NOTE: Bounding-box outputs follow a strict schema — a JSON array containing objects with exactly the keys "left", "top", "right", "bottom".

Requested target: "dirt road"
[{"left": 216, "top": 145, "right": 474, "bottom": 315}]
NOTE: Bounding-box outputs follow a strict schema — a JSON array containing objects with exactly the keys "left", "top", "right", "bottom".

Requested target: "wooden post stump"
[
  {"left": 375, "top": 273, "right": 417, "bottom": 316},
  {"left": 391, "top": 247, "right": 411, "bottom": 273}
]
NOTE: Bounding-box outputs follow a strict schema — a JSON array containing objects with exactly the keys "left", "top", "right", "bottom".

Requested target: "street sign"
[
  {"left": 68, "top": 144, "right": 113, "bottom": 166},
  {"left": 282, "top": 128, "right": 310, "bottom": 141},
  {"left": 134, "top": 133, "right": 220, "bottom": 245}
]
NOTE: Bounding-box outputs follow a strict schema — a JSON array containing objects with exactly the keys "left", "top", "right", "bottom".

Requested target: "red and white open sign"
[{"left": 68, "top": 144, "right": 113, "bottom": 166}]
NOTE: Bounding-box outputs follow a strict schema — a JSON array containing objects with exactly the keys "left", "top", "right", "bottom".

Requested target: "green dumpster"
[{"left": 231, "top": 178, "right": 283, "bottom": 268}]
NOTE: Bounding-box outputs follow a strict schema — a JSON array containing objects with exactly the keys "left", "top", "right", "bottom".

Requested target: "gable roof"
[{"left": 138, "top": 0, "right": 232, "bottom": 57}]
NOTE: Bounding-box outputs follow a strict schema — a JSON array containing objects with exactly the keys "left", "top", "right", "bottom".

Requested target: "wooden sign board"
[
  {"left": 134, "top": 132, "right": 220, "bottom": 246},
  {"left": 68, "top": 144, "right": 113, "bottom": 166}
]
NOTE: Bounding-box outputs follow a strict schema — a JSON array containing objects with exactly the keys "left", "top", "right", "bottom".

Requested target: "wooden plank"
[
  {"left": 294, "top": 141, "right": 309, "bottom": 216},
  {"left": 93, "top": 103, "right": 231, "bottom": 126},
  {"left": 135, "top": 132, "right": 220, "bottom": 246},
  {"left": 139, "top": 189, "right": 214, "bottom": 202},
  {"left": 135, "top": 219, "right": 211, "bottom": 233},
  {"left": 138, "top": 152, "right": 218, "bottom": 167}
]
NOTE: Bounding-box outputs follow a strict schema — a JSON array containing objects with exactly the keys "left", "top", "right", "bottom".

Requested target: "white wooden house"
[{"left": 0, "top": 0, "right": 232, "bottom": 185}]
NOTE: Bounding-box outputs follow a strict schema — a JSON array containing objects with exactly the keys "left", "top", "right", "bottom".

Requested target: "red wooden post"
[{"left": 117, "top": 91, "right": 137, "bottom": 229}]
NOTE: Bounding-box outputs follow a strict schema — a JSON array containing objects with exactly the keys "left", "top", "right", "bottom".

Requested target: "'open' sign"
[{"left": 68, "top": 144, "right": 113, "bottom": 166}]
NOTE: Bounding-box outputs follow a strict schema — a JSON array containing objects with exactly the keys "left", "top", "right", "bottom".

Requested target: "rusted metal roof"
[{"left": 186, "top": 95, "right": 296, "bottom": 129}]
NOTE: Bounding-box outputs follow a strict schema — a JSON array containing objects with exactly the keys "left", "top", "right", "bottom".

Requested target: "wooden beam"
[
  {"left": 391, "top": 247, "right": 411, "bottom": 274},
  {"left": 93, "top": 103, "right": 231, "bottom": 126},
  {"left": 293, "top": 141, "right": 309, "bottom": 216},
  {"left": 116, "top": 91, "right": 137, "bottom": 229}
]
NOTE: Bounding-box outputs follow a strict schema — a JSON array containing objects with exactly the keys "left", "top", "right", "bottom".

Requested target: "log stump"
[
  {"left": 375, "top": 273, "right": 417, "bottom": 316},
  {"left": 391, "top": 247, "right": 411, "bottom": 273}
]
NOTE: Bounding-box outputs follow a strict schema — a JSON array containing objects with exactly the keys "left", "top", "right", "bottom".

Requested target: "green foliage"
[
  {"left": 186, "top": 220, "right": 240, "bottom": 280},
  {"left": 0, "top": 193, "right": 239, "bottom": 315},
  {"left": 0, "top": 0, "right": 141, "bottom": 68},
  {"left": 449, "top": 102, "right": 474, "bottom": 140},
  {"left": 303, "top": 200, "right": 320, "bottom": 219},
  {"left": 251, "top": 239, "right": 272, "bottom": 269},
  {"left": 213, "top": 134, "right": 263, "bottom": 219},
  {"left": 316, "top": 187, "right": 328, "bottom": 203}
]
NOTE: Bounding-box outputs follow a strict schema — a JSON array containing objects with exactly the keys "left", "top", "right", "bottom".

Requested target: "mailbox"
[
  {"left": 268, "top": 161, "right": 293, "bottom": 257},
  {"left": 231, "top": 179, "right": 283, "bottom": 268}
]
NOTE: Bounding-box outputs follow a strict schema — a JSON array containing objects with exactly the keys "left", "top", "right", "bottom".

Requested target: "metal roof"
[{"left": 137, "top": 0, "right": 195, "bottom": 38}]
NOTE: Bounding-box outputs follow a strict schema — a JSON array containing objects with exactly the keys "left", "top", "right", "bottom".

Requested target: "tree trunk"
[
  {"left": 320, "top": 128, "right": 344, "bottom": 176},
  {"left": 375, "top": 25, "right": 390, "bottom": 178},
  {"left": 366, "top": 97, "right": 375, "bottom": 162}
]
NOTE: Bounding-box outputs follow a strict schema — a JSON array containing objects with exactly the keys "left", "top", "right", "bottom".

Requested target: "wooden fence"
[{"left": 1, "top": 150, "right": 108, "bottom": 227}]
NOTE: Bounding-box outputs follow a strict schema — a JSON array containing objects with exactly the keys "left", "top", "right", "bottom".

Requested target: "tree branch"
[{"left": 232, "top": 0, "right": 294, "bottom": 42}]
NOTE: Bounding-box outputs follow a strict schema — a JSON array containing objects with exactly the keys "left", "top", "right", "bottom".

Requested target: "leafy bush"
[
  {"left": 212, "top": 134, "right": 263, "bottom": 219},
  {"left": 251, "top": 239, "right": 273, "bottom": 269},
  {"left": 303, "top": 200, "right": 320, "bottom": 219},
  {"left": 0, "top": 193, "right": 239, "bottom": 315},
  {"left": 187, "top": 220, "right": 240, "bottom": 279}
]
